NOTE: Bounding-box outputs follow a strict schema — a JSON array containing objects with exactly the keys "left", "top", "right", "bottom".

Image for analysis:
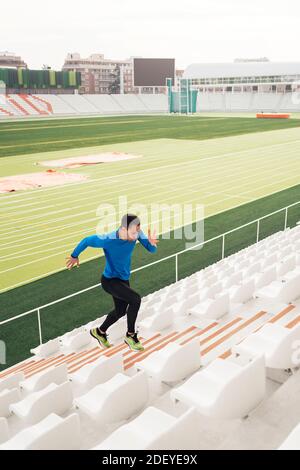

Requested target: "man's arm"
[
  {"left": 71, "top": 234, "right": 108, "bottom": 258},
  {"left": 138, "top": 229, "right": 158, "bottom": 253},
  {"left": 66, "top": 234, "right": 108, "bottom": 270}
]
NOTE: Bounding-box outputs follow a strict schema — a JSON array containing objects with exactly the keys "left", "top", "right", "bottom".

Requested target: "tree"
[{"left": 108, "top": 65, "right": 120, "bottom": 94}]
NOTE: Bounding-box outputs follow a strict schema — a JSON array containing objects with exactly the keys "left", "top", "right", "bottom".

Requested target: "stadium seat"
[
  {"left": 138, "top": 306, "right": 175, "bottom": 331},
  {"left": 10, "top": 381, "right": 73, "bottom": 425},
  {"left": 20, "top": 363, "right": 68, "bottom": 394},
  {"left": 70, "top": 352, "right": 124, "bottom": 394},
  {"left": 134, "top": 337, "right": 201, "bottom": 384},
  {"left": 171, "top": 355, "right": 266, "bottom": 419},
  {"left": 252, "top": 265, "right": 277, "bottom": 289},
  {"left": 74, "top": 371, "right": 149, "bottom": 425},
  {"left": 0, "top": 372, "right": 24, "bottom": 393},
  {"left": 31, "top": 339, "right": 61, "bottom": 358},
  {"left": 256, "top": 271, "right": 300, "bottom": 303},
  {"left": 0, "top": 388, "right": 21, "bottom": 418},
  {"left": 233, "top": 318, "right": 300, "bottom": 369},
  {"left": 60, "top": 331, "right": 91, "bottom": 351},
  {"left": 227, "top": 279, "right": 255, "bottom": 303},
  {"left": 0, "top": 413, "right": 80, "bottom": 450},
  {"left": 0, "top": 418, "right": 9, "bottom": 444},
  {"left": 93, "top": 407, "right": 196, "bottom": 450},
  {"left": 189, "top": 293, "right": 229, "bottom": 319}
]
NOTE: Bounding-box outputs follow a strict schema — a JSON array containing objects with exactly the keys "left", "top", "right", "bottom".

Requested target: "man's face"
[{"left": 126, "top": 223, "right": 141, "bottom": 241}]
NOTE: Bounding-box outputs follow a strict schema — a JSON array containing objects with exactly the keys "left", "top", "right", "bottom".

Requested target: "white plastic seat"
[
  {"left": 0, "top": 372, "right": 24, "bottom": 393},
  {"left": 31, "top": 338, "right": 60, "bottom": 358},
  {"left": 135, "top": 337, "right": 201, "bottom": 384},
  {"left": 252, "top": 265, "right": 277, "bottom": 289},
  {"left": 0, "top": 413, "right": 80, "bottom": 450},
  {"left": 138, "top": 306, "right": 175, "bottom": 331},
  {"left": 261, "top": 253, "right": 278, "bottom": 270},
  {"left": 243, "top": 262, "right": 262, "bottom": 278},
  {"left": 0, "top": 417, "right": 9, "bottom": 444},
  {"left": 10, "top": 381, "right": 73, "bottom": 425},
  {"left": 256, "top": 271, "right": 300, "bottom": 303},
  {"left": 20, "top": 364, "right": 68, "bottom": 394},
  {"left": 278, "top": 422, "right": 300, "bottom": 450},
  {"left": 93, "top": 407, "right": 195, "bottom": 450},
  {"left": 222, "top": 272, "right": 243, "bottom": 289},
  {"left": 171, "top": 355, "right": 266, "bottom": 419},
  {"left": 0, "top": 388, "right": 21, "bottom": 418},
  {"left": 61, "top": 331, "right": 91, "bottom": 351},
  {"left": 74, "top": 372, "right": 149, "bottom": 425},
  {"left": 227, "top": 279, "right": 255, "bottom": 303},
  {"left": 189, "top": 293, "right": 229, "bottom": 319},
  {"left": 70, "top": 353, "right": 123, "bottom": 394},
  {"left": 276, "top": 255, "right": 296, "bottom": 277},
  {"left": 233, "top": 322, "right": 300, "bottom": 369}
]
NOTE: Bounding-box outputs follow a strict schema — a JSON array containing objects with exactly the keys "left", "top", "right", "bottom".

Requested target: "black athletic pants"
[{"left": 99, "top": 275, "right": 141, "bottom": 333}]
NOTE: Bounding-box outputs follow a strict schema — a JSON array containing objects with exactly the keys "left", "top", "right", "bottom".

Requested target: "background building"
[
  {"left": 63, "top": 53, "right": 134, "bottom": 94},
  {"left": 0, "top": 51, "right": 27, "bottom": 69},
  {"left": 184, "top": 61, "right": 300, "bottom": 94}
]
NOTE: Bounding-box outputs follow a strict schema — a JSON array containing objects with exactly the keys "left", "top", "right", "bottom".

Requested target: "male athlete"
[{"left": 66, "top": 214, "right": 158, "bottom": 351}]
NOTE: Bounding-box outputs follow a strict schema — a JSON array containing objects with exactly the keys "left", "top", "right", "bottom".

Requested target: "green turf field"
[
  {"left": 1, "top": 113, "right": 300, "bottom": 369},
  {"left": 1, "top": 118, "right": 300, "bottom": 292}
]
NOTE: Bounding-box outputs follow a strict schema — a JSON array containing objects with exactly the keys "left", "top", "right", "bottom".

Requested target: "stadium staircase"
[{"left": 1, "top": 225, "right": 300, "bottom": 449}]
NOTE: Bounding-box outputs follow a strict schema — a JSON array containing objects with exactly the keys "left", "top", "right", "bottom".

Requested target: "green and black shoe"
[
  {"left": 90, "top": 328, "right": 111, "bottom": 349},
  {"left": 124, "top": 332, "right": 144, "bottom": 352}
]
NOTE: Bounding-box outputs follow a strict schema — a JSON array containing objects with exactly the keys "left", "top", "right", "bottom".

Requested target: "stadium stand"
[
  {"left": 197, "top": 92, "right": 300, "bottom": 113},
  {"left": 0, "top": 224, "right": 300, "bottom": 449}
]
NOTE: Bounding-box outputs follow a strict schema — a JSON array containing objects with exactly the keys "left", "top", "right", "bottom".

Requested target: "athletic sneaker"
[
  {"left": 124, "top": 332, "right": 144, "bottom": 352},
  {"left": 90, "top": 328, "right": 111, "bottom": 349}
]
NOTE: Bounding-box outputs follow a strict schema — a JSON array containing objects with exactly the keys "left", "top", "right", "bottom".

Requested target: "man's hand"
[
  {"left": 66, "top": 256, "right": 80, "bottom": 270},
  {"left": 148, "top": 228, "right": 159, "bottom": 247}
]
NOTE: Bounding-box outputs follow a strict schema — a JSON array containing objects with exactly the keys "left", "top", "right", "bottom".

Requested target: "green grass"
[
  {"left": 1, "top": 114, "right": 300, "bottom": 158},
  {"left": 1, "top": 126, "right": 300, "bottom": 292}
]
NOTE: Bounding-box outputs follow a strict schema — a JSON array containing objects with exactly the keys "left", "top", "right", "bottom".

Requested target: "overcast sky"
[{"left": 1, "top": 0, "right": 300, "bottom": 70}]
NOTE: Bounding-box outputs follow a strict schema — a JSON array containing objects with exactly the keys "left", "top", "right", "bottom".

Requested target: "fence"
[{"left": 1, "top": 200, "right": 299, "bottom": 350}]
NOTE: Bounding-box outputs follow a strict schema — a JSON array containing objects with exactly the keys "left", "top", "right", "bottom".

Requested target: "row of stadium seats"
[
  {"left": 0, "top": 225, "right": 300, "bottom": 449},
  {"left": 0, "top": 93, "right": 168, "bottom": 118},
  {"left": 196, "top": 92, "right": 300, "bottom": 112}
]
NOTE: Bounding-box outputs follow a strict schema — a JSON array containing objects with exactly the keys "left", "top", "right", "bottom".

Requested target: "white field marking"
[
  {"left": 0, "top": 119, "right": 152, "bottom": 133},
  {"left": 0, "top": 133, "right": 296, "bottom": 214},
  {"left": 0, "top": 149, "right": 294, "bottom": 245},
  {"left": 0, "top": 149, "right": 293, "bottom": 250},
  {"left": 1, "top": 128, "right": 299, "bottom": 204},
  {"left": 0, "top": 115, "right": 220, "bottom": 133},
  {"left": 0, "top": 152, "right": 269, "bottom": 233},
  {"left": 0, "top": 116, "right": 227, "bottom": 136},
  {"left": 0, "top": 150, "right": 294, "bottom": 253},
  {"left": 1, "top": 147, "right": 298, "bottom": 246},
  {"left": 0, "top": 144, "right": 288, "bottom": 228},
  {"left": 0, "top": 194, "right": 236, "bottom": 274},
  {"left": 0, "top": 136, "right": 296, "bottom": 212},
  {"left": 1, "top": 183, "right": 253, "bottom": 262},
  {"left": 1, "top": 133, "right": 300, "bottom": 204},
  {"left": 1, "top": 138, "right": 298, "bottom": 230},
  {"left": 1, "top": 176, "right": 298, "bottom": 294},
  {"left": 2, "top": 165, "right": 300, "bottom": 270}
]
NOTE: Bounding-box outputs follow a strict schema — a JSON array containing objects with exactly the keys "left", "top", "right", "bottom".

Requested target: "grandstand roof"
[{"left": 184, "top": 62, "right": 300, "bottom": 79}]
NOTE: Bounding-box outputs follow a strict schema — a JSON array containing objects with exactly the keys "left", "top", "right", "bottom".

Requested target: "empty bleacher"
[
  {"left": 0, "top": 224, "right": 300, "bottom": 449},
  {"left": 0, "top": 93, "right": 169, "bottom": 119},
  {"left": 197, "top": 92, "right": 300, "bottom": 113}
]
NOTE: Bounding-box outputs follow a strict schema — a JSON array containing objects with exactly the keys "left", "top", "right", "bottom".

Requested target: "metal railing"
[{"left": 1, "top": 200, "right": 299, "bottom": 348}]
